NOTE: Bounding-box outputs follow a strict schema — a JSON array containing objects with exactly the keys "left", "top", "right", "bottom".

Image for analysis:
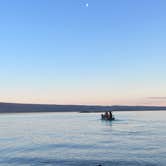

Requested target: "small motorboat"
[{"left": 101, "top": 112, "right": 115, "bottom": 121}]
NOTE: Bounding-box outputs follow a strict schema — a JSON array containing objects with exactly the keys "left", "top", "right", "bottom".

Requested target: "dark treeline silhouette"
[{"left": 0, "top": 102, "right": 166, "bottom": 113}]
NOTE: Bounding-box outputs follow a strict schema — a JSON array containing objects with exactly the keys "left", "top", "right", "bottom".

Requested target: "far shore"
[{"left": 0, "top": 102, "right": 166, "bottom": 113}]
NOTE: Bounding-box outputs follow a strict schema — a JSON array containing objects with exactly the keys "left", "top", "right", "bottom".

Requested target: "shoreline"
[{"left": 0, "top": 102, "right": 166, "bottom": 113}]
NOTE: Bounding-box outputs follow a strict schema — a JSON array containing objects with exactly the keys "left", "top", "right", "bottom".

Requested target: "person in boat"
[
  {"left": 101, "top": 113, "right": 104, "bottom": 119},
  {"left": 101, "top": 111, "right": 113, "bottom": 120},
  {"left": 105, "top": 112, "right": 109, "bottom": 119},
  {"left": 101, "top": 113, "right": 105, "bottom": 119},
  {"left": 109, "top": 111, "right": 113, "bottom": 119}
]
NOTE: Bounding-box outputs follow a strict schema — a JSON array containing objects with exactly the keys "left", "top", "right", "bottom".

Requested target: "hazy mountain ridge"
[{"left": 0, "top": 102, "right": 166, "bottom": 113}]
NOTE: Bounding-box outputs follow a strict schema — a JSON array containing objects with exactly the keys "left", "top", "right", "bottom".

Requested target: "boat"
[
  {"left": 101, "top": 116, "right": 115, "bottom": 121},
  {"left": 101, "top": 112, "right": 115, "bottom": 121}
]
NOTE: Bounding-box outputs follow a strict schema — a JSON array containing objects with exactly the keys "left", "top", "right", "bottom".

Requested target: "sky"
[{"left": 0, "top": 0, "right": 166, "bottom": 106}]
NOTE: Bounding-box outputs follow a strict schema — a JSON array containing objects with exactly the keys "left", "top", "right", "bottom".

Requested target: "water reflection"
[{"left": 0, "top": 112, "right": 166, "bottom": 166}]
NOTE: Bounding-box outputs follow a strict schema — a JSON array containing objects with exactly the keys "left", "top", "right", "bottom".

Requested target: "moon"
[{"left": 86, "top": 3, "right": 89, "bottom": 7}]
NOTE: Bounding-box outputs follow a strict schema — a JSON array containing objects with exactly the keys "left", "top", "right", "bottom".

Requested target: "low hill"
[{"left": 0, "top": 102, "right": 166, "bottom": 113}]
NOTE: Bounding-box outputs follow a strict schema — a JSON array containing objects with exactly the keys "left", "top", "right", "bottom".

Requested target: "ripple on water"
[{"left": 0, "top": 112, "right": 166, "bottom": 166}]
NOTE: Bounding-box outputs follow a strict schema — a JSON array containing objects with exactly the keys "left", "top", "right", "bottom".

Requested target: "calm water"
[{"left": 0, "top": 111, "right": 166, "bottom": 166}]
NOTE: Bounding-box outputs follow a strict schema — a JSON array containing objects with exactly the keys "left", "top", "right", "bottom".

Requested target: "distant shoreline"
[{"left": 0, "top": 102, "right": 166, "bottom": 113}]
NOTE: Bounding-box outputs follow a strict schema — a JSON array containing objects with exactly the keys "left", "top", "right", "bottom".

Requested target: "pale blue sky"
[{"left": 0, "top": 0, "right": 166, "bottom": 105}]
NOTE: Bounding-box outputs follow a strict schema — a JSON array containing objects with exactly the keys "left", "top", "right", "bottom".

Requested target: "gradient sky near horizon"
[{"left": 0, "top": 0, "right": 166, "bottom": 106}]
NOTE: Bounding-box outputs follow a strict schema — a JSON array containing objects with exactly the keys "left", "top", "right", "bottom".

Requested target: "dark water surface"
[{"left": 0, "top": 111, "right": 166, "bottom": 166}]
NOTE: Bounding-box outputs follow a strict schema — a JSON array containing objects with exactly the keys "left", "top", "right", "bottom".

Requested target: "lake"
[{"left": 0, "top": 111, "right": 166, "bottom": 166}]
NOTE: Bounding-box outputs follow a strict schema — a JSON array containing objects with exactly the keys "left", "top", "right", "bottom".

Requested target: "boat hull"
[{"left": 101, "top": 117, "right": 115, "bottom": 121}]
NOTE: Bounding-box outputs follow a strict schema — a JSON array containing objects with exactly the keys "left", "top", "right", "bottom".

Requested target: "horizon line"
[{"left": 0, "top": 101, "right": 166, "bottom": 108}]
